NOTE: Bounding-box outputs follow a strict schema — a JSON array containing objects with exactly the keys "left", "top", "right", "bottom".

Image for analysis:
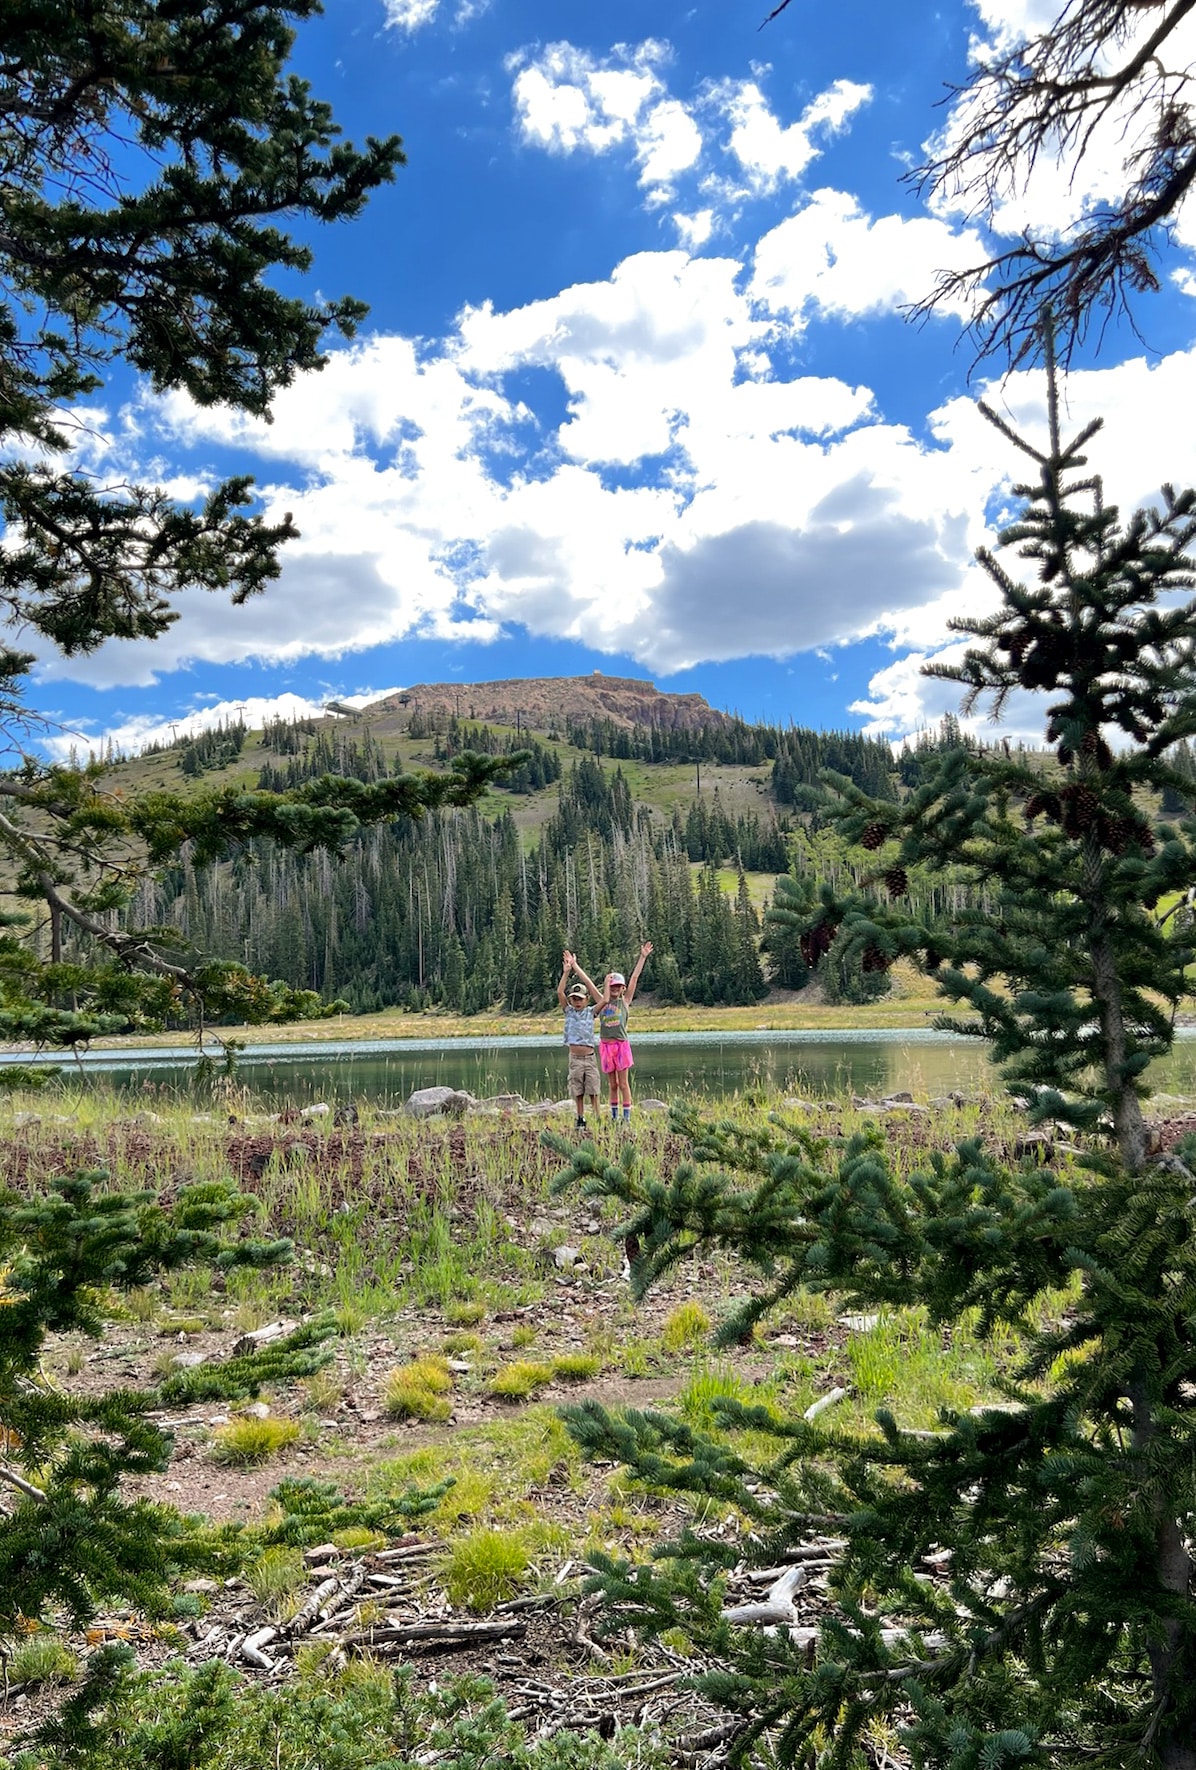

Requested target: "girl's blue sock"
[
  {"left": 622, "top": 1107, "right": 631, "bottom": 1122},
  {"left": 610, "top": 1103, "right": 618, "bottom": 1120}
]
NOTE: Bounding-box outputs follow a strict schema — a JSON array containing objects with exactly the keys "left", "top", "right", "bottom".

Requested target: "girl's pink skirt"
[{"left": 599, "top": 1039, "right": 633, "bottom": 1074}]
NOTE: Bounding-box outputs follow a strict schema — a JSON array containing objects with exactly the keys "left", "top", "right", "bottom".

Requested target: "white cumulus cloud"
[
  {"left": 383, "top": 0, "right": 440, "bottom": 30},
  {"left": 752, "top": 189, "right": 987, "bottom": 325},
  {"left": 509, "top": 41, "right": 699, "bottom": 200},
  {"left": 716, "top": 77, "right": 871, "bottom": 193}
]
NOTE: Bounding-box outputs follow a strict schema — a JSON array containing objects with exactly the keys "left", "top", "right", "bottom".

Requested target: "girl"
[{"left": 597, "top": 941, "right": 652, "bottom": 1123}]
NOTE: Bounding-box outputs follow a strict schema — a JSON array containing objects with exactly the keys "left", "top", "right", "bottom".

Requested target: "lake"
[{"left": 9, "top": 1027, "right": 1196, "bottom": 1107}]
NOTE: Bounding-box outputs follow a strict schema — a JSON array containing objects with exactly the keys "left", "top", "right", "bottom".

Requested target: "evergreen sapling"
[{"left": 552, "top": 335, "right": 1196, "bottom": 1769}]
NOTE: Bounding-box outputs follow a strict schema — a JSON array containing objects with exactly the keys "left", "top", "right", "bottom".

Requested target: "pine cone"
[
  {"left": 1024, "top": 791, "right": 1061, "bottom": 823},
  {"left": 1057, "top": 743, "right": 1074, "bottom": 766},
  {"left": 1100, "top": 814, "right": 1129, "bottom": 854},
  {"left": 883, "top": 866, "right": 909, "bottom": 898},
  {"left": 1059, "top": 783, "right": 1098, "bottom": 835},
  {"left": 861, "top": 945, "right": 892, "bottom": 973},
  {"left": 924, "top": 945, "right": 943, "bottom": 971},
  {"left": 1081, "top": 730, "right": 1113, "bottom": 769},
  {"left": 860, "top": 822, "right": 887, "bottom": 852}
]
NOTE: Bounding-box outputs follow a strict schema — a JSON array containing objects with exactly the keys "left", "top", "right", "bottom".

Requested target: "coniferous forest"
[{"left": 119, "top": 712, "right": 911, "bottom": 1014}]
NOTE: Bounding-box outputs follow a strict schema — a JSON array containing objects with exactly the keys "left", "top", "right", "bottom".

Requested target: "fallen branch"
[
  {"left": 241, "top": 1626, "right": 278, "bottom": 1670},
  {"left": 0, "top": 1466, "right": 46, "bottom": 1505},
  {"left": 722, "top": 1564, "right": 805, "bottom": 1627},
  {"left": 285, "top": 1576, "right": 339, "bottom": 1637},
  {"left": 340, "top": 1618, "right": 527, "bottom": 1652}
]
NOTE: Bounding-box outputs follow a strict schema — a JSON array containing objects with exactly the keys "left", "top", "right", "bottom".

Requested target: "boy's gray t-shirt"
[{"left": 563, "top": 1004, "right": 595, "bottom": 1046}]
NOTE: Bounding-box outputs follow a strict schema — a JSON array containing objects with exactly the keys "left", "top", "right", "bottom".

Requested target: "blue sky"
[{"left": 35, "top": 0, "right": 1196, "bottom": 756}]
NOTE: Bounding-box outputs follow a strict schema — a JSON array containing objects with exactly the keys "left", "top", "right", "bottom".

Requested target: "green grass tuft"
[
  {"left": 384, "top": 1356, "right": 454, "bottom": 1422},
  {"left": 551, "top": 1352, "right": 601, "bottom": 1382},
  {"left": 210, "top": 1415, "right": 300, "bottom": 1466},
  {"left": 489, "top": 1360, "right": 554, "bottom": 1401},
  {"left": 443, "top": 1527, "right": 531, "bottom": 1611},
  {"left": 660, "top": 1301, "right": 712, "bottom": 1353},
  {"left": 8, "top": 1635, "right": 78, "bottom": 1688}
]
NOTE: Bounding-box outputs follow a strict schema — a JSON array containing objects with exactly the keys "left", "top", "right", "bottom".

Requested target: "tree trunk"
[
  {"left": 1130, "top": 1370, "right": 1196, "bottom": 1769},
  {"left": 1084, "top": 832, "right": 1148, "bottom": 1170}
]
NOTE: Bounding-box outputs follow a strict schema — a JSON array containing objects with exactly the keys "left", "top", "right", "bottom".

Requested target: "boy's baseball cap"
[
  {"left": 567, "top": 982, "right": 588, "bottom": 999},
  {"left": 610, "top": 972, "right": 626, "bottom": 985}
]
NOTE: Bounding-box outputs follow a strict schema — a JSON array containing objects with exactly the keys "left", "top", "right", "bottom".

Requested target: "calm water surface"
[{"left": 11, "top": 1028, "right": 1196, "bottom": 1107}]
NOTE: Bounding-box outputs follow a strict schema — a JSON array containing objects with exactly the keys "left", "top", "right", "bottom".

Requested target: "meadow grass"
[{"left": 0, "top": 1081, "right": 1071, "bottom": 1582}]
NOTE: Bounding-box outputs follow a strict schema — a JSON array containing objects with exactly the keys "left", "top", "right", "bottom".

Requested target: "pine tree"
[
  {"left": 0, "top": 3, "right": 514, "bottom": 1053},
  {"left": 552, "top": 332, "right": 1196, "bottom": 1769},
  {"left": 0, "top": 1169, "right": 329, "bottom": 1633}
]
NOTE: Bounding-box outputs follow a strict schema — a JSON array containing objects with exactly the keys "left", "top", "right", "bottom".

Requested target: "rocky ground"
[{"left": 3, "top": 1085, "right": 1195, "bottom": 1760}]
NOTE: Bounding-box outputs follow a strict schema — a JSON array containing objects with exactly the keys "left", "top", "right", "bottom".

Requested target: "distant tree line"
[{"left": 112, "top": 747, "right": 781, "bottom": 1013}]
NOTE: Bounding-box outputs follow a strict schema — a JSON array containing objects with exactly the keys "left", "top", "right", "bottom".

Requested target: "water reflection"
[
  {"left": 14, "top": 1026, "right": 1196, "bottom": 1104},
  {"left": 23, "top": 1028, "right": 1196, "bottom": 1107}
]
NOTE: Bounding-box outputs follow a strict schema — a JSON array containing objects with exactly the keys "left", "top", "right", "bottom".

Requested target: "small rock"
[
  {"left": 303, "top": 1543, "right": 340, "bottom": 1566},
  {"left": 552, "top": 1245, "right": 581, "bottom": 1270},
  {"left": 638, "top": 1097, "right": 667, "bottom": 1112},
  {"left": 169, "top": 1351, "right": 209, "bottom": 1370},
  {"left": 207, "top": 1414, "right": 230, "bottom": 1427},
  {"left": 1014, "top": 1131, "right": 1053, "bottom": 1160},
  {"left": 183, "top": 1578, "right": 220, "bottom": 1595},
  {"left": 837, "top": 1313, "right": 881, "bottom": 1333},
  {"left": 241, "top": 1401, "right": 271, "bottom": 1420},
  {"left": 11, "top": 1111, "right": 41, "bottom": 1128},
  {"left": 300, "top": 1102, "right": 331, "bottom": 1118},
  {"left": 490, "top": 1093, "right": 525, "bottom": 1111},
  {"left": 884, "top": 1091, "right": 915, "bottom": 1104}
]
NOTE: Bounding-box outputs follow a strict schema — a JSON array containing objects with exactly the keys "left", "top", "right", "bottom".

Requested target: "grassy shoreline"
[{"left": 0, "top": 986, "right": 959, "bottom": 1056}]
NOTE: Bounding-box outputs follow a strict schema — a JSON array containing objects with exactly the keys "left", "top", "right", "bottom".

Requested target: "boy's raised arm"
[
  {"left": 572, "top": 961, "right": 602, "bottom": 1003},
  {"left": 557, "top": 949, "right": 573, "bottom": 1009}
]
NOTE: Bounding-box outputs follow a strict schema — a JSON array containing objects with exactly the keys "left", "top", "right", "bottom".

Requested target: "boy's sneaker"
[{"left": 576, "top": 1117, "right": 587, "bottom": 1130}]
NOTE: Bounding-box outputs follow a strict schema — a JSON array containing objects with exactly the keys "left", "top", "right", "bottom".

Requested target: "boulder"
[
  {"left": 404, "top": 1086, "right": 477, "bottom": 1118},
  {"left": 639, "top": 1097, "right": 668, "bottom": 1112}
]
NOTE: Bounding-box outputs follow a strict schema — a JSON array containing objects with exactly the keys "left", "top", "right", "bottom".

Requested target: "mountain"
[{"left": 369, "top": 674, "right": 733, "bottom": 734}]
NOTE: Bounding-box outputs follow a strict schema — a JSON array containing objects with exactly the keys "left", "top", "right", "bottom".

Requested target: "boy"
[{"left": 557, "top": 949, "right": 602, "bottom": 1130}]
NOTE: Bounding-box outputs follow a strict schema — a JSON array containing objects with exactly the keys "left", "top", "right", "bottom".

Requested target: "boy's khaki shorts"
[{"left": 567, "top": 1051, "right": 600, "bottom": 1097}]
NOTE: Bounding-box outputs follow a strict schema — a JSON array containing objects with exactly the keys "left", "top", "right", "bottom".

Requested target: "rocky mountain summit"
[{"left": 368, "top": 673, "right": 732, "bottom": 734}]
